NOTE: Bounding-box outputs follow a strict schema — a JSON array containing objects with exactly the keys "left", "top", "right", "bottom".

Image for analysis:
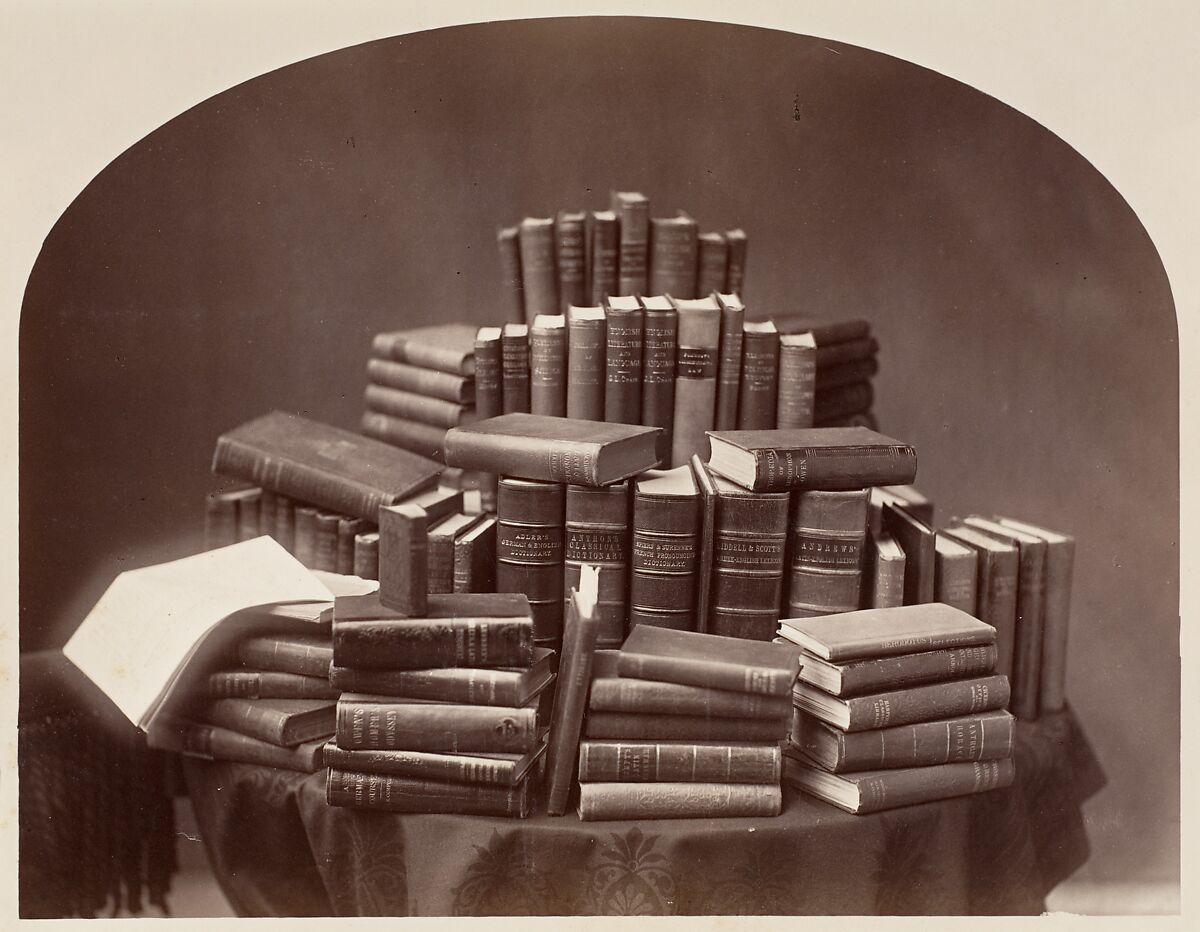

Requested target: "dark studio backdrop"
[{"left": 19, "top": 17, "right": 1177, "bottom": 889}]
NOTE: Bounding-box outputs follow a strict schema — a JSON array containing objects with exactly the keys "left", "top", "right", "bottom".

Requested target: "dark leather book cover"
[
  {"left": 617, "top": 624, "right": 799, "bottom": 696},
  {"left": 941, "top": 524, "right": 1019, "bottom": 680},
  {"left": 372, "top": 324, "right": 478, "bottom": 375},
  {"left": 797, "top": 643, "right": 998, "bottom": 697},
  {"left": 713, "top": 293, "right": 745, "bottom": 431},
  {"left": 334, "top": 693, "right": 541, "bottom": 753},
  {"left": 706, "top": 426, "right": 917, "bottom": 493},
  {"left": 555, "top": 210, "right": 587, "bottom": 312},
  {"left": 336, "top": 517, "right": 362, "bottom": 575},
  {"left": 529, "top": 314, "right": 567, "bottom": 417},
  {"left": 473, "top": 327, "right": 504, "bottom": 419},
  {"left": 737, "top": 321, "right": 780, "bottom": 430},
  {"left": 496, "top": 478, "right": 565, "bottom": 644},
  {"left": 204, "top": 697, "right": 335, "bottom": 747},
  {"left": 577, "top": 782, "right": 781, "bottom": 821},
  {"left": 327, "top": 768, "right": 532, "bottom": 817},
  {"left": 213, "top": 411, "right": 441, "bottom": 522},
  {"left": 497, "top": 225, "right": 525, "bottom": 324},
  {"left": 353, "top": 531, "right": 379, "bottom": 580},
  {"left": 630, "top": 466, "right": 700, "bottom": 633},
  {"left": 378, "top": 502, "right": 428, "bottom": 615},
  {"left": 767, "top": 316, "right": 871, "bottom": 345},
  {"left": 669, "top": 296, "right": 722, "bottom": 466},
  {"left": 501, "top": 323, "right": 531, "bottom": 414},
  {"left": 207, "top": 670, "right": 339, "bottom": 701},
  {"left": 518, "top": 216, "right": 558, "bottom": 323},
  {"left": 648, "top": 214, "right": 699, "bottom": 298},
  {"left": 814, "top": 381, "right": 874, "bottom": 423},
  {"left": 313, "top": 511, "right": 341, "bottom": 572},
  {"left": 236, "top": 632, "right": 332, "bottom": 677},
  {"left": 453, "top": 515, "right": 497, "bottom": 594},
  {"left": 881, "top": 504, "right": 935, "bottom": 606},
  {"left": 203, "top": 491, "right": 239, "bottom": 550},
  {"left": 792, "top": 674, "right": 1011, "bottom": 732},
  {"left": 867, "top": 529, "right": 906, "bottom": 609},
  {"left": 235, "top": 487, "right": 261, "bottom": 542},
  {"left": 578, "top": 740, "right": 781, "bottom": 784},
  {"left": 639, "top": 295, "right": 678, "bottom": 465},
  {"left": 360, "top": 411, "right": 447, "bottom": 464},
  {"left": 427, "top": 512, "right": 483, "bottom": 595},
  {"left": 611, "top": 191, "right": 650, "bottom": 297},
  {"left": 724, "top": 228, "right": 748, "bottom": 296},
  {"left": 815, "top": 356, "right": 879, "bottom": 393},
  {"left": 566, "top": 304, "right": 607, "bottom": 421},
  {"left": 564, "top": 483, "right": 630, "bottom": 647},
  {"left": 696, "top": 232, "right": 729, "bottom": 298},
  {"left": 364, "top": 384, "right": 475, "bottom": 429},
  {"left": 603, "top": 296, "right": 645, "bottom": 424},
  {"left": 366, "top": 359, "right": 475, "bottom": 404},
  {"left": 178, "top": 722, "right": 325, "bottom": 772},
  {"left": 690, "top": 455, "right": 719, "bottom": 633},
  {"left": 786, "top": 489, "right": 870, "bottom": 617},
  {"left": 588, "top": 210, "right": 619, "bottom": 304},
  {"left": 589, "top": 674, "right": 790, "bottom": 720},
  {"left": 815, "top": 336, "right": 879, "bottom": 369},
  {"left": 584, "top": 711, "right": 788, "bottom": 742},
  {"left": 776, "top": 333, "right": 817, "bottom": 429},
  {"left": 444, "top": 413, "right": 660, "bottom": 486},
  {"left": 293, "top": 505, "right": 318, "bottom": 567},
  {"left": 323, "top": 734, "right": 548, "bottom": 786},
  {"left": 273, "top": 494, "right": 295, "bottom": 554},
  {"left": 997, "top": 515, "right": 1075, "bottom": 714},
  {"left": 934, "top": 533, "right": 978, "bottom": 613}
]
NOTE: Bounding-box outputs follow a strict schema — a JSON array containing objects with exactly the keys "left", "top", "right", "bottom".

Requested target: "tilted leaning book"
[
  {"left": 883, "top": 502, "right": 937, "bottom": 605},
  {"left": 178, "top": 721, "right": 327, "bottom": 773},
  {"left": 327, "top": 768, "right": 533, "bottom": 817}
]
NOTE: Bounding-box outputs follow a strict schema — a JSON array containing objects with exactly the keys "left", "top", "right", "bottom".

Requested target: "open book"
[{"left": 62, "top": 536, "right": 377, "bottom": 748}]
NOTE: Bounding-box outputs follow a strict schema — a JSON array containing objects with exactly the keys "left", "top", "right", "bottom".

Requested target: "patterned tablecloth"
[{"left": 184, "top": 709, "right": 1104, "bottom": 916}]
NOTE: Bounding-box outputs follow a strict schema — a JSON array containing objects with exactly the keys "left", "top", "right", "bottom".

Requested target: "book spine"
[
  {"left": 578, "top": 741, "right": 781, "bottom": 783},
  {"left": 206, "top": 700, "right": 318, "bottom": 747},
  {"left": 771, "top": 316, "right": 870, "bottom": 345},
  {"left": 453, "top": 516, "right": 497, "bottom": 593},
  {"left": 978, "top": 551, "right": 1020, "bottom": 680},
  {"left": 589, "top": 679, "right": 791, "bottom": 719},
  {"left": 842, "top": 675, "right": 1010, "bottom": 732},
  {"left": 815, "top": 356, "right": 879, "bottom": 393},
  {"left": 776, "top": 339, "right": 817, "bottom": 429},
  {"left": 670, "top": 307, "right": 721, "bottom": 466},
  {"left": 566, "top": 313, "right": 607, "bottom": 421},
  {"left": 648, "top": 218, "right": 698, "bottom": 298},
  {"left": 364, "top": 385, "right": 474, "bottom": 429},
  {"left": 327, "top": 768, "right": 529, "bottom": 816},
  {"left": 695, "top": 234, "right": 729, "bottom": 298},
  {"left": 313, "top": 512, "right": 341, "bottom": 572},
  {"left": 208, "top": 671, "right": 339, "bottom": 700},
  {"left": 801, "top": 711, "right": 1015, "bottom": 771},
  {"left": 237, "top": 639, "right": 333, "bottom": 678},
  {"left": 360, "top": 411, "right": 446, "bottom": 464},
  {"left": 934, "top": 547, "right": 978, "bottom": 614},
  {"left": 474, "top": 332, "right": 504, "bottom": 419},
  {"left": 497, "top": 226, "right": 525, "bottom": 323},
  {"left": 1039, "top": 538, "right": 1075, "bottom": 713},
  {"left": 367, "top": 358, "right": 475, "bottom": 404},
  {"left": 236, "top": 489, "right": 261, "bottom": 542},
  {"left": 501, "top": 327, "right": 531, "bottom": 414},
  {"left": 1010, "top": 543, "right": 1047, "bottom": 721},
  {"left": 604, "top": 307, "right": 644, "bottom": 423},
  {"left": 640, "top": 306, "right": 678, "bottom": 466},
  {"left": 786, "top": 490, "right": 869, "bottom": 616},
  {"left": 737, "top": 327, "right": 780, "bottom": 429},
  {"left": 496, "top": 478, "right": 565, "bottom": 646},
  {"left": 618, "top": 650, "right": 793, "bottom": 696},
  {"left": 852, "top": 758, "right": 1015, "bottom": 814},
  {"left": 710, "top": 490, "right": 789, "bottom": 634},
  {"left": 713, "top": 302, "right": 744, "bottom": 430},
  {"left": 335, "top": 701, "right": 538, "bottom": 752},
  {"left": 204, "top": 493, "right": 239, "bottom": 550},
  {"left": 563, "top": 483, "right": 630, "bottom": 648},
  {"left": 814, "top": 337, "right": 879, "bottom": 368},
  {"left": 835, "top": 644, "right": 999, "bottom": 696},
  {"left": 444, "top": 428, "right": 610, "bottom": 486},
  {"left": 336, "top": 517, "right": 363, "bottom": 575},
  {"left": 378, "top": 503, "right": 428, "bottom": 615},
  {"left": 293, "top": 505, "right": 318, "bottom": 567},
  {"left": 323, "top": 744, "right": 520, "bottom": 785},
  {"left": 182, "top": 725, "right": 323, "bottom": 772},
  {"left": 578, "top": 782, "right": 781, "bottom": 820},
  {"left": 518, "top": 218, "right": 558, "bottom": 323},
  {"left": 426, "top": 525, "right": 458, "bottom": 595},
  {"left": 630, "top": 491, "right": 701, "bottom": 633},
  {"left": 747, "top": 443, "right": 918, "bottom": 493},
  {"left": 724, "top": 230, "right": 747, "bottom": 295},
  {"left": 814, "top": 381, "right": 874, "bottom": 422},
  {"left": 589, "top": 214, "right": 619, "bottom": 304},
  {"left": 333, "top": 617, "right": 533, "bottom": 670},
  {"left": 353, "top": 531, "right": 379, "bottom": 580},
  {"left": 530, "top": 322, "right": 567, "bottom": 417},
  {"left": 585, "top": 712, "right": 788, "bottom": 742},
  {"left": 615, "top": 198, "right": 649, "bottom": 296},
  {"left": 870, "top": 545, "right": 905, "bottom": 609},
  {"left": 555, "top": 212, "right": 587, "bottom": 312},
  {"left": 328, "top": 665, "right": 520, "bottom": 706},
  {"left": 822, "top": 627, "right": 999, "bottom": 663}
]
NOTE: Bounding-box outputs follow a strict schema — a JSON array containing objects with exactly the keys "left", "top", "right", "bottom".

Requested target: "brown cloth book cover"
[{"left": 617, "top": 625, "right": 799, "bottom": 696}]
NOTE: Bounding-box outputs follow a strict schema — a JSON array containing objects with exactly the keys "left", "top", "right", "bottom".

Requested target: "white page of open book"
[{"left": 62, "top": 536, "right": 339, "bottom": 730}]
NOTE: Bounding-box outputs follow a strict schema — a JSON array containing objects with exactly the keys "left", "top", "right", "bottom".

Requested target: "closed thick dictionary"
[
  {"left": 366, "top": 358, "right": 475, "bottom": 404},
  {"left": 611, "top": 191, "right": 650, "bottom": 297},
  {"left": 705, "top": 426, "right": 917, "bottom": 493},
  {"left": 792, "top": 674, "right": 1010, "bottom": 732},
  {"left": 669, "top": 296, "right": 722, "bottom": 467},
  {"left": 796, "top": 642, "right": 999, "bottom": 697},
  {"left": 639, "top": 295, "right": 678, "bottom": 465},
  {"left": 518, "top": 216, "right": 558, "bottom": 322},
  {"left": 737, "top": 321, "right": 780, "bottom": 430},
  {"left": 496, "top": 478, "right": 565, "bottom": 645},
  {"left": 555, "top": 209, "right": 587, "bottom": 312},
  {"left": 529, "top": 314, "right": 567, "bottom": 417},
  {"left": 578, "top": 740, "right": 781, "bottom": 784},
  {"left": 372, "top": 324, "right": 478, "bottom": 376},
  {"left": 776, "top": 333, "right": 817, "bottom": 429},
  {"left": 724, "top": 228, "right": 748, "bottom": 295},
  {"left": 648, "top": 214, "right": 699, "bottom": 298},
  {"left": 564, "top": 483, "right": 631, "bottom": 648},
  {"left": 212, "top": 411, "right": 441, "bottom": 522},
  {"left": 617, "top": 625, "right": 799, "bottom": 696},
  {"left": 786, "top": 489, "right": 870, "bottom": 618},
  {"left": 604, "top": 295, "right": 645, "bottom": 424},
  {"left": 443, "top": 413, "right": 660, "bottom": 487},
  {"left": 578, "top": 782, "right": 781, "bottom": 821},
  {"left": 777, "top": 602, "right": 997, "bottom": 662},
  {"left": 588, "top": 210, "right": 619, "bottom": 304},
  {"left": 696, "top": 232, "right": 730, "bottom": 298},
  {"left": 566, "top": 305, "right": 607, "bottom": 421},
  {"left": 713, "top": 293, "right": 745, "bottom": 431},
  {"left": 941, "top": 524, "right": 1019, "bottom": 680},
  {"left": 629, "top": 466, "right": 701, "bottom": 632},
  {"left": 496, "top": 226, "right": 524, "bottom": 324}
]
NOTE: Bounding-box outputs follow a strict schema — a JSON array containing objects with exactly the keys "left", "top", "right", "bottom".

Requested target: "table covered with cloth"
[{"left": 184, "top": 708, "right": 1104, "bottom": 916}]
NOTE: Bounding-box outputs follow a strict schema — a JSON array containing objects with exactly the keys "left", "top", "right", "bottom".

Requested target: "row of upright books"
[{"left": 497, "top": 192, "right": 748, "bottom": 324}]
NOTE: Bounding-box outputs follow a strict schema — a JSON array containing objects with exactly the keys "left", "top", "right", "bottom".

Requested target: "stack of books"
[
  {"left": 573, "top": 626, "right": 799, "bottom": 820},
  {"left": 323, "top": 590, "right": 556, "bottom": 817},
  {"left": 779, "top": 603, "right": 1016, "bottom": 815},
  {"left": 497, "top": 193, "right": 748, "bottom": 326},
  {"left": 766, "top": 315, "right": 879, "bottom": 430}
]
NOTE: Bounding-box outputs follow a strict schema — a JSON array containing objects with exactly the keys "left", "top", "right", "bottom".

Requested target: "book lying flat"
[
  {"left": 578, "top": 740, "right": 781, "bottom": 784},
  {"left": 328, "top": 647, "right": 555, "bottom": 705},
  {"left": 796, "top": 643, "right": 999, "bottom": 697},
  {"left": 584, "top": 711, "right": 789, "bottom": 742},
  {"left": 618, "top": 624, "right": 799, "bottom": 697},
  {"left": 792, "top": 675, "right": 1010, "bottom": 732},
  {"left": 322, "top": 730, "right": 548, "bottom": 786},
  {"left": 207, "top": 669, "right": 339, "bottom": 700},
  {"left": 335, "top": 692, "right": 545, "bottom": 753},
  {"left": 578, "top": 782, "right": 781, "bottom": 821},
  {"left": 176, "top": 721, "right": 326, "bottom": 772},
  {"left": 777, "top": 602, "right": 996, "bottom": 662},
  {"left": 204, "top": 697, "right": 337, "bottom": 747},
  {"left": 371, "top": 324, "right": 479, "bottom": 376},
  {"left": 236, "top": 632, "right": 333, "bottom": 678},
  {"left": 327, "top": 768, "right": 533, "bottom": 817}
]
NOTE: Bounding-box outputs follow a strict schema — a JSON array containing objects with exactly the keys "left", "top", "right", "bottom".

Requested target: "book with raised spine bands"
[
  {"left": 777, "top": 333, "right": 817, "bottom": 429},
  {"left": 323, "top": 735, "right": 548, "bottom": 786},
  {"left": 713, "top": 293, "right": 745, "bottom": 431},
  {"left": 237, "top": 632, "right": 332, "bottom": 678},
  {"left": 497, "top": 225, "right": 524, "bottom": 324},
  {"left": 940, "top": 524, "right": 1019, "bottom": 680},
  {"left": 639, "top": 295, "right": 678, "bottom": 466},
  {"left": 427, "top": 512, "right": 483, "bottom": 594},
  {"left": 737, "top": 321, "right": 780, "bottom": 430},
  {"left": 603, "top": 296, "right": 644, "bottom": 424},
  {"left": 724, "top": 228, "right": 747, "bottom": 295},
  {"left": 611, "top": 191, "right": 650, "bottom": 297},
  {"left": 529, "top": 314, "right": 567, "bottom": 417},
  {"left": 706, "top": 426, "right": 917, "bottom": 493},
  {"left": 786, "top": 489, "right": 869, "bottom": 618},
  {"left": 696, "top": 232, "right": 729, "bottom": 298},
  {"left": 996, "top": 516, "right": 1075, "bottom": 714},
  {"left": 794, "top": 709, "right": 1015, "bottom": 772},
  {"left": 934, "top": 533, "right": 978, "bottom": 613},
  {"left": 329, "top": 647, "right": 556, "bottom": 705},
  {"left": 372, "top": 325, "right": 477, "bottom": 376},
  {"left": 793, "top": 674, "right": 1010, "bottom": 733},
  {"left": 496, "top": 477, "right": 565, "bottom": 645},
  {"left": 336, "top": 517, "right": 363, "bottom": 575},
  {"left": 815, "top": 381, "right": 874, "bottom": 423},
  {"left": 501, "top": 323, "right": 531, "bottom": 414},
  {"left": 629, "top": 466, "right": 701, "bottom": 632},
  {"left": 578, "top": 740, "right": 781, "bottom": 784},
  {"left": 777, "top": 603, "right": 996, "bottom": 662},
  {"left": 334, "top": 693, "right": 542, "bottom": 753},
  {"left": 708, "top": 472, "right": 789, "bottom": 640},
  {"left": 313, "top": 511, "right": 341, "bottom": 572},
  {"left": 327, "top": 768, "right": 533, "bottom": 817},
  {"left": 796, "top": 643, "right": 999, "bottom": 697},
  {"left": 816, "top": 356, "right": 879, "bottom": 393},
  {"left": 273, "top": 494, "right": 295, "bottom": 553},
  {"left": 588, "top": 210, "right": 619, "bottom": 304},
  {"left": 207, "top": 670, "right": 339, "bottom": 700},
  {"left": 360, "top": 411, "right": 447, "bottom": 463},
  {"left": 565, "top": 304, "right": 607, "bottom": 421},
  {"left": 366, "top": 358, "right": 475, "bottom": 404},
  {"left": 648, "top": 214, "right": 698, "bottom": 298},
  {"left": 453, "top": 515, "right": 496, "bottom": 593},
  {"left": 332, "top": 591, "right": 533, "bottom": 670},
  {"left": 669, "top": 296, "right": 722, "bottom": 467},
  {"left": 518, "top": 217, "right": 557, "bottom": 322},
  {"left": 353, "top": 531, "right": 379, "bottom": 580},
  {"left": 555, "top": 210, "right": 587, "bottom": 312},
  {"left": 364, "top": 385, "right": 475, "bottom": 429},
  {"left": 784, "top": 753, "right": 1014, "bottom": 815},
  {"left": 866, "top": 529, "right": 905, "bottom": 609},
  {"left": 564, "top": 483, "right": 631, "bottom": 648},
  {"left": 179, "top": 722, "right": 326, "bottom": 772},
  {"left": 236, "top": 488, "right": 261, "bottom": 541},
  {"left": 293, "top": 505, "right": 318, "bottom": 567},
  {"left": 617, "top": 625, "right": 799, "bottom": 696},
  {"left": 589, "top": 653, "right": 790, "bottom": 719},
  {"left": 474, "top": 327, "right": 504, "bottom": 419},
  {"left": 213, "top": 411, "right": 441, "bottom": 522},
  {"left": 578, "top": 782, "right": 781, "bottom": 821},
  {"left": 584, "top": 712, "right": 788, "bottom": 742},
  {"left": 205, "top": 697, "right": 335, "bottom": 747}
]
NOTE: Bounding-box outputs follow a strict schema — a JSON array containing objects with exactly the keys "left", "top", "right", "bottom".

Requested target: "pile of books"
[
  {"left": 323, "top": 589, "right": 555, "bottom": 817},
  {"left": 574, "top": 626, "right": 799, "bottom": 821},
  {"left": 767, "top": 315, "right": 879, "bottom": 430},
  {"left": 779, "top": 603, "right": 1016, "bottom": 814},
  {"left": 498, "top": 192, "right": 748, "bottom": 326}
]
